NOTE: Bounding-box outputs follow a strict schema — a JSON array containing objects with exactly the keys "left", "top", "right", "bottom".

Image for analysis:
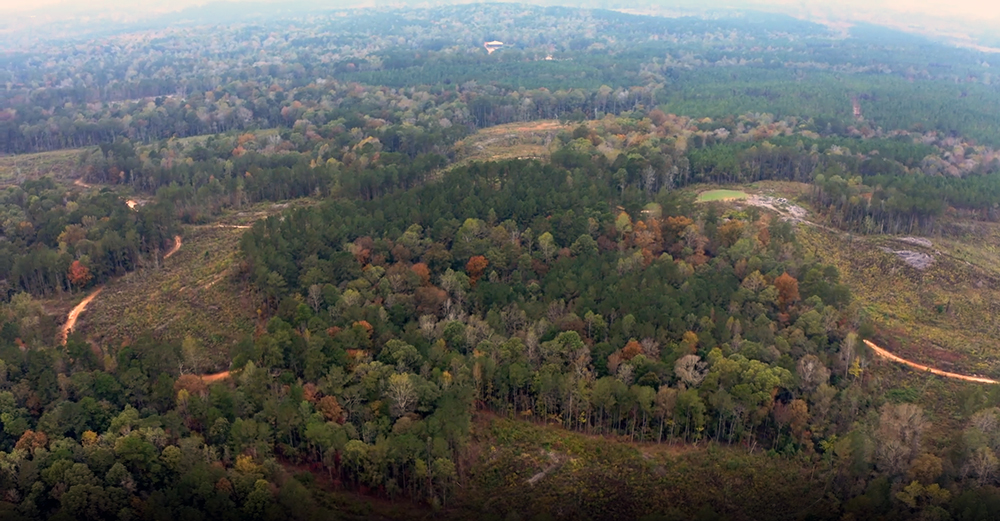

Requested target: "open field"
[
  {"left": 75, "top": 223, "right": 253, "bottom": 370},
  {"left": 797, "top": 223, "right": 1000, "bottom": 378},
  {"left": 0, "top": 148, "right": 84, "bottom": 185},
  {"left": 62, "top": 199, "right": 316, "bottom": 370},
  {"left": 695, "top": 189, "right": 748, "bottom": 202},
  {"left": 452, "top": 120, "right": 570, "bottom": 166}
]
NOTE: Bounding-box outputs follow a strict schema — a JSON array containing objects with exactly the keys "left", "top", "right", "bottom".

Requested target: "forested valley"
[{"left": 4, "top": 3, "right": 1000, "bottom": 521}]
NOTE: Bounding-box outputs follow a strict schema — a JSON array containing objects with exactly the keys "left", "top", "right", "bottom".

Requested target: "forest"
[{"left": 5, "top": 3, "right": 1000, "bottom": 521}]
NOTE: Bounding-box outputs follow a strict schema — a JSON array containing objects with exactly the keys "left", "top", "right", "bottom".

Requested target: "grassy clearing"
[
  {"left": 696, "top": 189, "right": 748, "bottom": 202},
  {"left": 452, "top": 120, "right": 570, "bottom": 166},
  {"left": 72, "top": 199, "right": 316, "bottom": 370},
  {"left": 797, "top": 221, "right": 1000, "bottom": 378},
  {"left": 0, "top": 148, "right": 84, "bottom": 185},
  {"left": 462, "top": 415, "right": 834, "bottom": 520},
  {"left": 78, "top": 223, "right": 252, "bottom": 370}
]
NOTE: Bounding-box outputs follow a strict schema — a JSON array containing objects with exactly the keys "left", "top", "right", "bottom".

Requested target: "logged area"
[{"left": 4, "top": 3, "right": 1000, "bottom": 521}]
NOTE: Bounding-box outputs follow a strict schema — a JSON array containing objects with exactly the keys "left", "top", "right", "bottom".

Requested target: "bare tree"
[
  {"left": 964, "top": 447, "right": 999, "bottom": 486},
  {"left": 308, "top": 284, "right": 323, "bottom": 313},
  {"left": 386, "top": 373, "right": 417, "bottom": 419},
  {"left": 674, "top": 355, "right": 707, "bottom": 388},
  {"left": 874, "top": 403, "right": 928, "bottom": 475},
  {"left": 796, "top": 354, "right": 830, "bottom": 393}
]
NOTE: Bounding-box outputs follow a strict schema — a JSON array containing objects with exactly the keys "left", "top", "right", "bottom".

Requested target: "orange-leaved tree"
[
  {"left": 622, "top": 339, "right": 643, "bottom": 360},
  {"left": 68, "top": 260, "right": 92, "bottom": 289},
  {"left": 774, "top": 272, "right": 800, "bottom": 310},
  {"left": 466, "top": 255, "right": 489, "bottom": 286}
]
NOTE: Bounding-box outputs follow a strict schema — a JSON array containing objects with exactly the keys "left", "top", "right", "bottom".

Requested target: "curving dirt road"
[
  {"left": 864, "top": 339, "right": 999, "bottom": 384},
  {"left": 163, "top": 235, "right": 182, "bottom": 259},
  {"left": 60, "top": 287, "right": 103, "bottom": 345}
]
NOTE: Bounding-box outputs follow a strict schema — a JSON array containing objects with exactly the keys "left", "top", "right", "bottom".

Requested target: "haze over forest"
[
  {"left": 2, "top": 0, "right": 1000, "bottom": 51},
  {"left": 6, "top": 0, "right": 1000, "bottom": 520}
]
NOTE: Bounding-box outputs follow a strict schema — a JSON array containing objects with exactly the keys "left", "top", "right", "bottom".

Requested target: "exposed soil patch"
[
  {"left": 878, "top": 247, "right": 935, "bottom": 270},
  {"left": 200, "top": 370, "right": 231, "bottom": 384},
  {"left": 898, "top": 236, "right": 933, "bottom": 248},
  {"left": 744, "top": 195, "right": 809, "bottom": 223}
]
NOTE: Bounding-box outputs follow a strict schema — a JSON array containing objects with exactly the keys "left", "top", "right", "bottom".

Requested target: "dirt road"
[
  {"left": 60, "top": 287, "right": 103, "bottom": 345},
  {"left": 211, "top": 224, "right": 252, "bottom": 229},
  {"left": 73, "top": 178, "right": 92, "bottom": 189},
  {"left": 864, "top": 339, "right": 999, "bottom": 384},
  {"left": 200, "top": 371, "right": 232, "bottom": 383},
  {"left": 164, "top": 235, "right": 182, "bottom": 259}
]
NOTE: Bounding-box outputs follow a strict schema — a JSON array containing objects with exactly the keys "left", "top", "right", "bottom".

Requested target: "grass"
[
  {"left": 0, "top": 148, "right": 85, "bottom": 185},
  {"left": 695, "top": 189, "right": 749, "bottom": 202},
  {"left": 69, "top": 199, "right": 316, "bottom": 370},
  {"left": 461, "top": 415, "right": 836, "bottom": 521},
  {"left": 452, "top": 120, "right": 570, "bottom": 167},
  {"left": 797, "top": 222, "right": 1000, "bottom": 378},
  {"left": 77, "top": 223, "right": 252, "bottom": 370}
]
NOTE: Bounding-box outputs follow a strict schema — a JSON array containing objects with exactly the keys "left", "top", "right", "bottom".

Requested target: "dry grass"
[
  {"left": 68, "top": 199, "right": 316, "bottom": 370},
  {"left": 452, "top": 120, "right": 571, "bottom": 166},
  {"left": 0, "top": 148, "right": 85, "bottom": 185},
  {"left": 77, "top": 223, "right": 253, "bottom": 370},
  {"left": 798, "top": 220, "right": 1000, "bottom": 377}
]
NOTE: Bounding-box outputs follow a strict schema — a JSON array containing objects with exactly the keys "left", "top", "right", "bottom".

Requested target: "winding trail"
[
  {"left": 57, "top": 216, "right": 263, "bottom": 378},
  {"left": 60, "top": 287, "right": 103, "bottom": 345},
  {"left": 864, "top": 339, "right": 999, "bottom": 384},
  {"left": 73, "top": 178, "right": 92, "bottom": 189},
  {"left": 163, "top": 235, "right": 182, "bottom": 259}
]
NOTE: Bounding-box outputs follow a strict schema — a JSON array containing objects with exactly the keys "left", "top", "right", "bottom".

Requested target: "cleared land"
[
  {"left": 693, "top": 182, "right": 1000, "bottom": 380},
  {"left": 696, "top": 189, "right": 748, "bottom": 202},
  {"left": 0, "top": 148, "right": 84, "bottom": 185},
  {"left": 75, "top": 223, "right": 253, "bottom": 370},
  {"left": 69, "top": 200, "right": 314, "bottom": 370},
  {"left": 452, "top": 120, "right": 570, "bottom": 165}
]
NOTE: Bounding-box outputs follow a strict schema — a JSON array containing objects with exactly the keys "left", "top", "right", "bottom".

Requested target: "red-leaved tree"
[{"left": 68, "top": 260, "right": 92, "bottom": 289}]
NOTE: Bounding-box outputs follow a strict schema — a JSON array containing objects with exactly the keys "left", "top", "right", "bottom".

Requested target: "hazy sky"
[{"left": 1, "top": 0, "right": 999, "bottom": 24}]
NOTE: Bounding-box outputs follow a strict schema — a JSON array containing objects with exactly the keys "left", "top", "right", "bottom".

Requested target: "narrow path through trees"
[
  {"left": 864, "top": 339, "right": 999, "bottom": 384},
  {"left": 60, "top": 287, "right": 103, "bottom": 345},
  {"left": 200, "top": 371, "right": 231, "bottom": 383}
]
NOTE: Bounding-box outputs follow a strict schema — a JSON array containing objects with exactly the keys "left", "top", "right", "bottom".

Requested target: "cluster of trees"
[
  {"left": 222, "top": 153, "right": 971, "bottom": 518},
  {"left": 0, "top": 178, "right": 177, "bottom": 298}
]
